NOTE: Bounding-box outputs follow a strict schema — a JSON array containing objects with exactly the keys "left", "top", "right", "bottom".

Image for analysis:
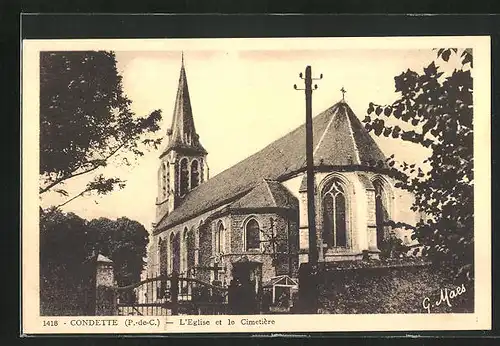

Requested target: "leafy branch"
[{"left": 364, "top": 48, "right": 474, "bottom": 280}]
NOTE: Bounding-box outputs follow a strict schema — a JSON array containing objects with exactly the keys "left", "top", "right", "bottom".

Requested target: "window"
[
  {"left": 373, "top": 180, "right": 389, "bottom": 247},
  {"left": 179, "top": 158, "right": 189, "bottom": 195},
  {"left": 191, "top": 160, "right": 200, "bottom": 189},
  {"left": 172, "top": 232, "right": 180, "bottom": 273},
  {"left": 158, "top": 238, "right": 168, "bottom": 275},
  {"left": 182, "top": 228, "right": 188, "bottom": 272},
  {"left": 161, "top": 162, "right": 170, "bottom": 199},
  {"left": 322, "top": 179, "right": 347, "bottom": 248},
  {"left": 165, "top": 163, "right": 170, "bottom": 196},
  {"left": 161, "top": 164, "right": 167, "bottom": 198},
  {"left": 215, "top": 222, "right": 224, "bottom": 253},
  {"left": 246, "top": 219, "right": 260, "bottom": 250},
  {"left": 168, "top": 233, "right": 174, "bottom": 273},
  {"left": 187, "top": 227, "right": 195, "bottom": 269}
]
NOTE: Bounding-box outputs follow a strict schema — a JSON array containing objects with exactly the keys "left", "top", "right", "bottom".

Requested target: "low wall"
[{"left": 317, "top": 260, "right": 474, "bottom": 314}]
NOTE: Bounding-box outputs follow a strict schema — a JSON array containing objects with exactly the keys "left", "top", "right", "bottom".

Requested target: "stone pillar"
[
  {"left": 366, "top": 190, "right": 380, "bottom": 260},
  {"left": 95, "top": 254, "right": 117, "bottom": 316}
]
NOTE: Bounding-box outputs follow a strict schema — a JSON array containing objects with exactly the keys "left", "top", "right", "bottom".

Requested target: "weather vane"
[{"left": 341, "top": 87, "right": 347, "bottom": 101}]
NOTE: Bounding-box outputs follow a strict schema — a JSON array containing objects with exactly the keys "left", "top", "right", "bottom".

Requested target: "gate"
[{"left": 114, "top": 272, "right": 228, "bottom": 316}]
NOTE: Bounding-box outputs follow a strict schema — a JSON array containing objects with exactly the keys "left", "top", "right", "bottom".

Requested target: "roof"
[
  {"left": 156, "top": 100, "right": 387, "bottom": 231},
  {"left": 229, "top": 179, "right": 298, "bottom": 210},
  {"left": 161, "top": 59, "right": 207, "bottom": 157}
]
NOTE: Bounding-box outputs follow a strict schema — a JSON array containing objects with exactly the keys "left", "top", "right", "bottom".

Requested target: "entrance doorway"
[{"left": 231, "top": 261, "right": 262, "bottom": 314}]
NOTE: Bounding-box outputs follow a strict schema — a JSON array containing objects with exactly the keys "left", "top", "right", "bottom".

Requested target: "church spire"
[{"left": 162, "top": 54, "right": 207, "bottom": 157}]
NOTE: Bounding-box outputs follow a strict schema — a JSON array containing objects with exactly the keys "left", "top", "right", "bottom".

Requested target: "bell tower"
[{"left": 156, "top": 53, "right": 209, "bottom": 222}]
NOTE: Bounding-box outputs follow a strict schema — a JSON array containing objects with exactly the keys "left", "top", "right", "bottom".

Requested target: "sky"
[{"left": 40, "top": 45, "right": 464, "bottom": 230}]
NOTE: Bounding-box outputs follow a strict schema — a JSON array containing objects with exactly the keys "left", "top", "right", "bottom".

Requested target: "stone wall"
[
  {"left": 317, "top": 261, "right": 473, "bottom": 314},
  {"left": 226, "top": 211, "right": 299, "bottom": 280}
]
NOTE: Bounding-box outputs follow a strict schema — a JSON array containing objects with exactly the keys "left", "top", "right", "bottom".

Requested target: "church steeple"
[
  {"left": 156, "top": 54, "right": 209, "bottom": 222},
  {"left": 161, "top": 53, "right": 207, "bottom": 158}
]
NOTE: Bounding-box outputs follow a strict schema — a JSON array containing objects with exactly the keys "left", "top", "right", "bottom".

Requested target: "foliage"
[
  {"left": 379, "top": 230, "right": 409, "bottom": 259},
  {"left": 39, "top": 51, "right": 162, "bottom": 207},
  {"left": 39, "top": 208, "right": 94, "bottom": 277},
  {"left": 40, "top": 208, "right": 149, "bottom": 314},
  {"left": 363, "top": 48, "right": 474, "bottom": 280},
  {"left": 87, "top": 217, "right": 149, "bottom": 286}
]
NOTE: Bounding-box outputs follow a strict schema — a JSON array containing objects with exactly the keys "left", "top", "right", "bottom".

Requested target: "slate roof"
[
  {"left": 155, "top": 100, "right": 387, "bottom": 232},
  {"left": 161, "top": 59, "right": 207, "bottom": 157},
  {"left": 229, "top": 179, "right": 298, "bottom": 210}
]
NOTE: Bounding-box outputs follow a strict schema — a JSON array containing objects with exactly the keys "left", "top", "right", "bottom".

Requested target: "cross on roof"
[{"left": 341, "top": 87, "right": 347, "bottom": 101}]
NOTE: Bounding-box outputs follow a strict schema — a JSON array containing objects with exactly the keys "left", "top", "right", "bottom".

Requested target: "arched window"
[
  {"left": 182, "top": 227, "right": 188, "bottom": 272},
  {"left": 373, "top": 179, "right": 390, "bottom": 248},
  {"left": 168, "top": 233, "right": 175, "bottom": 273},
  {"left": 191, "top": 160, "right": 200, "bottom": 189},
  {"left": 215, "top": 222, "right": 224, "bottom": 253},
  {"left": 322, "top": 179, "right": 347, "bottom": 248},
  {"left": 179, "top": 158, "right": 189, "bottom": 196},
  {"left": 187, "top": 227, "right": 195, "bottom": 269},
  {"left": 246, "top": 219, "right": 260, "bottom": 250},
  {"left": 158, "top": 238, "right": 168, "bottom": 275},
  {"left": 172, "top": 232, "right": 180, "bottom": 273},
  {"left": 165, "top": 162, "right": 170, "bottom": 197},
  {"left": 199, "top": 220, "right": 211, "bottom": 264},
  {"left": 161, "top": 164, "right": 167, "bottom": 198}
]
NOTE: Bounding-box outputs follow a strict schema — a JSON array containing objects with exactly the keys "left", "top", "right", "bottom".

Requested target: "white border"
[{"left": 22, "top": 36, "right": 491, "bottom": 334}]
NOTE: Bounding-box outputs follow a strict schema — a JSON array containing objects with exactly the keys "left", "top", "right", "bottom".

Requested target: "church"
[{"left": 148, "top": 57, "right": 420, "bottom": 293}]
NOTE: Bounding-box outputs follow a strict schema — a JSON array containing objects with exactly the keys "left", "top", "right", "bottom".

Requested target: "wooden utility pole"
[
  {"left": 294, "top": 66, "right": 322, "bottom": 314},
  {"left": 294, "top": 66, "right": 322, "bottom": 265}
]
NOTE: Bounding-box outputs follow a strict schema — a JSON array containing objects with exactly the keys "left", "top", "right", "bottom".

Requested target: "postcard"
[{"left": 22, "top": 36, "right": 491, "bottom": 334}]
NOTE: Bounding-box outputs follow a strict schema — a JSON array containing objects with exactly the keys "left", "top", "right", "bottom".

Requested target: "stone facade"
[
  {"left": 282, "top": 170, "right": 418, "bottom": 264},
  {"left": 151, "top": 208, "right": 300, "bottom": 287}
]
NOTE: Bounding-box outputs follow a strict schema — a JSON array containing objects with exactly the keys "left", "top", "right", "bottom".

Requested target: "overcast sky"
[{"left": 40, "top": 45, "right": 464, "bottom": 229}]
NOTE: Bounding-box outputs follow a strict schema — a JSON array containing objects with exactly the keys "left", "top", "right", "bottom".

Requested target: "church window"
[
  {"left": 187, "top": 227, "right": 195, "bottom": 269},
  {"left": 182, "top": 227, "right": 188, "bottom": 272},
  {"left": 191, "top": 160, "right": 200, "bottom": 189},
  {"left": 172, "top": 232, "right": 180, "bottom": 273},
  {"left": 168, "top": 233, "right": 174, "bottom": 273},
  {"left": 161, "top": 162, "right": 169, "bottom": 198},
  {"left": 373, "top": 179, "right": 390, "bottom": 248},
  {"left": 245, "top": 219, "right": 260, "bottom": 250},
  {"left": 215, "top": 221, "right": 224, "bottom": 254},
  {"left": 179, "top": 158, "right": 189, "bottom": 196},
  {"left": 322, "top": 179, "right": 348, "bottom": 248},
  {"left": 158, "top": 238, "right": 168, "bottom": 275}
]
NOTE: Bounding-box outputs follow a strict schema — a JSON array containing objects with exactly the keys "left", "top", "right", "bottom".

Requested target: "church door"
[{"left": 231, "top": 262, "right": 262, "bottom": 314}]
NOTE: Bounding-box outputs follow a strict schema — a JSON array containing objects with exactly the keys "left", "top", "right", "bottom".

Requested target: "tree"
[
  {"left": 88, "top": 217, "right": 149, "bottom": 287},
  {"left": 39, "top": 208, "right": 91, "bottom": 315},
  {"left": 363, "top": 49, "right": 474, "bottom": 280},
  {"left": 39, "top": 51, "right": 162, "bottom": 208},
  {"left": 40, "top": 209, "right": 150, "bottom": 313}
]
